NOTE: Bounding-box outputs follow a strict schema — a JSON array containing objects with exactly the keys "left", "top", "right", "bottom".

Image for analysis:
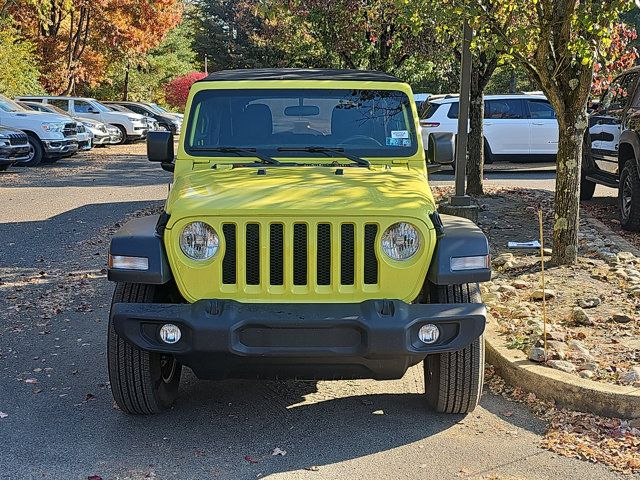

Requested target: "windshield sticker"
[
  {"left": 391, "top": 130, "right": 409, "bottom": 139},
  {"left": 386, "top": 137, "right": 411, "bottom": 147}
]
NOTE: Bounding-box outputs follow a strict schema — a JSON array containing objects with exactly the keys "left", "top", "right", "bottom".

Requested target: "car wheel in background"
[
  {"left": 114, "top": 125, "right": 128, "bottom": 145},
  {"left": 17, "top": 134, "right": 44, "bottom": 167},
  {"left": 483, "top": 139, "right": 494, "bottom": 164},
  {"left": 619, "top": 159, "right": 640, "bottom": 231},
  {"left": 0, "top": 165, "right": 9, "bottom": 172},
  {"left": 580, "top": 173, "right": 596, "bottom": 200}
]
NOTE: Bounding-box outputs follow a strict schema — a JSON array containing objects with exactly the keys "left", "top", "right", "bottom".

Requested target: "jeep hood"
[{"left": 165, "top": 166, "right": 436, "bottom": 225}]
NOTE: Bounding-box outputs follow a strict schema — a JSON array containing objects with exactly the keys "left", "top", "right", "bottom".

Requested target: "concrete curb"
[
  {"left": 485, "top": 318, "right": 640, "bottom": 419},
  {"left": 581, "top": 212, "right": 640, "bottom": 257}
]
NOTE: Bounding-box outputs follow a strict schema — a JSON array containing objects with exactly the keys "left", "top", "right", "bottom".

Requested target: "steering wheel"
[{"left": 338, "top": 135, "right": 383, "bottom": 147}]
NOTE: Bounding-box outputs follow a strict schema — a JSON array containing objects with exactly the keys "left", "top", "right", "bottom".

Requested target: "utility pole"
[
  {"left": 438, "top": 19, "right": 479, "bottom": 222},
  {"left": 204, "top": 55, "right": 208, "bottom": 74}
]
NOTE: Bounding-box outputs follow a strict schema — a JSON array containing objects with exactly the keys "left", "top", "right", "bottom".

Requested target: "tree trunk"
[
  {"left": 467, "top": 69, "right": 484, "bottom": 196},
  {"left": 123, "top": 64, "right": 130, "bottom": 101},
  {"left": 509, "top": 70, "right": 516, "bottom": 93},
  {"left": 551, "top": 113, "right": 587, "bottom": 265}
]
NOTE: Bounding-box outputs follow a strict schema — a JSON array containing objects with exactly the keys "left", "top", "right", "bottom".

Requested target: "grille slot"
[
  {"left": 270, "top": 224, "right": 284, "bottom": 285},
  {"left": 317, "top": 224, "right": 331, "bottom": 285},
  {"left": 245, "top": 224, "right": 260, "bottom": 285},
  {"left": 340, "top": 224, "right": 355, "bottom": 285},
  {"left": 293, "top": 224, "right": 308, "bottom": 285},
  {"left": 364, "top": 224, "right": 379, "bottom": 284},
  {"left": 222, "top": 224, "right": 236, "bottom": 284},
  {"left": 9, "top": 134, "right": 28, "bottom": 146}
]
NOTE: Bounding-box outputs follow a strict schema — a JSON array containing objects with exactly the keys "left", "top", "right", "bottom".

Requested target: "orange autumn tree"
[
  {"left": 592, "top": 22, "right": 638, "bottom": 96},
  {"left": 9, "top": 0, "right": 183, "bottom": 94}
]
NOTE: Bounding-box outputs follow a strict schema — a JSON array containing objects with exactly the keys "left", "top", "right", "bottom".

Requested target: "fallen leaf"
[
  {"left": 372, "top": 410, "right": 384, "bottom": 415},
  {"left": 85, "top": 393, "right": 96, "bottom": 401},
  {"left": 244, "top": 455, "right": 258, "bottom": 464},
  {"left": 272, "top": 447, "right": 286, "bottom": 456},
  {"left": 305, "top": 466, "right": 320, "bottom": 471},
  {"left": 87, "top": 476, "right": 103, "bottom": 480},
  {"left": 24, "top": 378, "right": 38, "bottom": 384},
  {"left": 0, "top": 412, "right": 8, "bottom": 419}
]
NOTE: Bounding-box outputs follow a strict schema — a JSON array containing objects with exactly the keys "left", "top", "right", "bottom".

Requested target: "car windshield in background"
[
  {"left": 0, "top": 96, "right": 26, "bottom": 113},
  {"left": 185, "top": 89, "right": 418, "bottom": 159}
]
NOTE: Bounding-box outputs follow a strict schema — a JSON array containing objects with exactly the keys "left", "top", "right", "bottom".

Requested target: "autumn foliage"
[
  {"left": 592, "top": 23, "right": 638, "bottom": 96},
  {"left": 164, "top": 71, "right": 207, "bottom": 109},
  {"left": 6, "top": 0, "right": 183, "bottom": 94}
]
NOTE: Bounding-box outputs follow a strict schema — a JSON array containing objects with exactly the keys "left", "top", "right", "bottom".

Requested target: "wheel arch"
[{"left": 618, "top": 130, "right": 640, "bottom": 173}]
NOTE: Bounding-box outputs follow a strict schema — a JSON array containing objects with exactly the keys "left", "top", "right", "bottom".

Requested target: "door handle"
[{"left": 484, "top": 122, "right": 493, "bottom": 126}]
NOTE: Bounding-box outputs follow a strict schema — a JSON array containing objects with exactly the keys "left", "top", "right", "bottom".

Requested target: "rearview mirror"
[
  {"left": 147, "top": 131, "right": 174, "bottom": 163},
  {"left": 426, "top": 132, "right": 456, "bottom": 165},
  {"left": 284, "top": 105, "right": 320, "bottom": 117}
]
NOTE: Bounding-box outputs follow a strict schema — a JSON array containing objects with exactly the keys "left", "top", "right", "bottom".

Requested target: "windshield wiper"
[
  {"left": 276, "top": 146, "right": 370, "bottom": 167},
  {"left": 190, "top": 146, "right": 280, "bottom": 165}
]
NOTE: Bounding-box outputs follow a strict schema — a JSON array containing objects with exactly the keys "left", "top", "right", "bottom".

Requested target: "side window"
[
  {"left": 74, "top": 100, "right": 94, "bottom": 113},
  {"left": 527, "top": 100, "right": 556, "bottom": 119},
  {"left": 446, "top": 102, "right": 459, "bottom": 119},
  {"left": 603, "top": 74, "right": 637, "bottom": 110},
  {"left": 486, "top": 99, "right": 524, "bottom": 119},
  {"left": 48, "top": 99, "right": 69, "bottom": 111},
  {"left": 126, "top": 104, "right": 145, "bottom": 115}
]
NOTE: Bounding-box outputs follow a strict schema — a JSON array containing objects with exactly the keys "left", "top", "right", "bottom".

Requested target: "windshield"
[
  {"left": 185, "top": 88, "right": 418, "bottom": 159},
  {"left": 92, "top": 101, "right": 113, "bottom": 113},
  {"left": 0, "top": 96, "right": 26, "bottom": 113},
  {"left": 147, "top": 103, "right": 166, "bottom": 114}
]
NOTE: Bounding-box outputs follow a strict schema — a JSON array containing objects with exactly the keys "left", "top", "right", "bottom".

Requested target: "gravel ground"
[{"left": 0, "top": 147, "right": 630, "bottom": 480}]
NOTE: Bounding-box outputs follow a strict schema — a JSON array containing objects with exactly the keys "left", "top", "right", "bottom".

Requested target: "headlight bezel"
[
  {"left": 179, "top": 221, "right": 220, "bottom": 261},
  {"left": 380, "top": 222, "right": 421, "bottom": 261}
]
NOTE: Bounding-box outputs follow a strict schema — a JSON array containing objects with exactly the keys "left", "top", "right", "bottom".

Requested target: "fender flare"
[
  {"left": 107, "top": 214, "right": 172, "bottom": 284},
  {"left": 618, "top": 130, "right": 640, "bottom": 169},
  {"left": 427, "top": 213, "right": 491, "bottom": 285}
]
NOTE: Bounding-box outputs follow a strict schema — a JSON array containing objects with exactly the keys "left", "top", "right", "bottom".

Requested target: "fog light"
[
  {"left": 159, "top": 324, "right": 181, "bottom": 344},
  {"left": 418, "top": 324, "right": 440, "bottom": 344}
]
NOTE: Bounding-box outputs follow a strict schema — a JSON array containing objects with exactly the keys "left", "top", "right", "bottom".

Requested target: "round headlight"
[
  {"left": 381, "top": 222, "right": 420, "bottom": 260},
  {"left": 179, "top": 222, "right": 219, "bottom": 260}
]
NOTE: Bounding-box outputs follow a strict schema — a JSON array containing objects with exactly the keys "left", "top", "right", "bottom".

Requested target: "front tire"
[
  {"left": 424, "top": 283, "right": 485, "bottom": 414},
  {"left": 619, "top": 159, "right": 640, "bottom": 231},
  {"left": 483, "top": 139, "right": 494, "bottom": 164},
  {"left": 108, "top": 283, "right": 182, "bottom": 414},
  {"left": 114, "top": 125, "right": 128, "bottom": 145},
  {"left": 580, "top": 174, "right": 596, "bottom": 200},
  {"left": 18, "top": 134, "right": 44, "bottom": 167}
]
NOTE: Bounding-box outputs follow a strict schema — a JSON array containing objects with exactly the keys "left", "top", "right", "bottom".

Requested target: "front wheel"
[
  {"left": 114, "top": 125, "right": 128, "bottom": 145},
  {"left": 423, "top": 283, "right": 484, "bottom": 414},
  {"left": 108, "top": 283, "right": 182, "bottom": 414},
  {"left": 17, "top": 134, "right": 44, "bottom": 167},
  {"left": 619, "top": 159, "right": 640, "bottom": 231}
]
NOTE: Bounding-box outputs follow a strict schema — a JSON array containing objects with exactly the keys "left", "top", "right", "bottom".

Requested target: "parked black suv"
[{"left": 582, "top": 66, "right": 640, "bottom": 230}]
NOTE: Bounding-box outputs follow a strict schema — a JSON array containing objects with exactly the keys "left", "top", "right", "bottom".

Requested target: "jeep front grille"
[{"left": 220, "top": 221, "right": 379, "bottom": 292}]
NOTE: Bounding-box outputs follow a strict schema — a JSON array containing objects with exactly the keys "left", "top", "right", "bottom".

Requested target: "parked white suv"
[
  {"left": 16, "top": 96, "right": 148, "bottom": 144},
  {"left": 0, "top": 94, "right": 78, "bottom": 166},
  {"left": 420, "top": 94, "right": 558, "bottom": 164}
]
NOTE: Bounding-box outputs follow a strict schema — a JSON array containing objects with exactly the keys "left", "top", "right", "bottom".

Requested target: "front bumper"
[
  {"left": 42, "top": 139, "right": 78, "bottom": 156},
  {"left": 0, "top": 143, "right": 30, "bottom": 163},
  {"left": 111, "top": 299, "right": 486, "bottom": 380}
]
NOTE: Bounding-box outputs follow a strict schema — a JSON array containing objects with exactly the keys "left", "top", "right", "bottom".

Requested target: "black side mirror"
[
  {"left": 147, "top": 131, "right": 174, "bottom": 163},
  {"left": 426, "top": 132, "right": 456, "bottom": 165}
]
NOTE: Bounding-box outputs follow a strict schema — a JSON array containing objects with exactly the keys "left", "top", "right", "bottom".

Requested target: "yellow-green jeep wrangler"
[{"left": 107, "top": 69, "right": 490, "bottom": 415}]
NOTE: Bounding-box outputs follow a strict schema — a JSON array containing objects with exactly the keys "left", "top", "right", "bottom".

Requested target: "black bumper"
[{"left": 111, "top": 299, "right": 486, "bottom": 380}]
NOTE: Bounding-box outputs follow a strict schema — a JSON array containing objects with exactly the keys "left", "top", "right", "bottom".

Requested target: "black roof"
[{"left": 198, "top": 68, "right": 402, "bottom": 83}]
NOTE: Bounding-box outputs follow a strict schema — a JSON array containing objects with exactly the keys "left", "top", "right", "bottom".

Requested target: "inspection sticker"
[{"left": 390, "top": 130, "right": 409, "bottom": 139}]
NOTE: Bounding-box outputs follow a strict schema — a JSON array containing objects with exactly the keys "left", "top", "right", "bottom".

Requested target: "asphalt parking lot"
[{"left": 0, "top": 146, "right": 625, "bottom": 480}]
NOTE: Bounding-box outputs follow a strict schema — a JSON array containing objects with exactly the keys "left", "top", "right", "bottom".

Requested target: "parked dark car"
[
  {"left": 0, "top": 126, "right": 30, "bottom": 171},
  {"left": 103, "top": 101, "right": 182, "bottom": 134},
  {"left": 583, "top": 66, "right": 640, "bottom": 230}
]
